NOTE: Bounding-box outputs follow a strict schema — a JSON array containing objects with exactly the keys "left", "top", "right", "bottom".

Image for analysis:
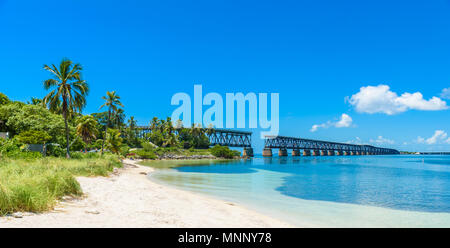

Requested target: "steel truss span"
[
  {"left": 264, "top": 135, "right": 399, "bottom": 155},
  {"left": 136, "top": 127, "right": 252, "bottom": 148}
]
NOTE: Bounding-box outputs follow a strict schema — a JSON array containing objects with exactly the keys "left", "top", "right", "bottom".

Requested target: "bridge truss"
[{"left": 264, "top": 135, "right": 399, "bottom": 155}]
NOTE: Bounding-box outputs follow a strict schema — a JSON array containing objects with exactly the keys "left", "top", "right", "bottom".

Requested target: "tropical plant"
[
  {"left": 42, "top": 59, "right": 89, "bottom": 158},
  {"left": 106, "top": 128, "right": 123, "bottom": 155},
  {"left": 76, "top": 115, "right": 98, "bottom": 151},
  {"left": 99, "top": 91, "right": 124, "bottom": 155}
]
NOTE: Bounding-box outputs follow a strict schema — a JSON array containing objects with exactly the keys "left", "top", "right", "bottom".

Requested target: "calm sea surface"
[{"left": 146, "top": 155, "right": 450, "bottom": 227}]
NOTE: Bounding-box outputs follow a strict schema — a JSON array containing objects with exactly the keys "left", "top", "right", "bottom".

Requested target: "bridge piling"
[
  {"left": 279, "top": 148, "right": 288, "bottom": 157},
  {"left": 263, "top": 148, "right": 273, "bottom": 157},
  {"left": 327, "top": 150, "right": 335, "bottom": 156},
  {"left": 243, "top": 148, "right": 254, "bottom": 157},
  {"left": 303, "top": 150, "right": 311, "bottom": 156},
  {"left": 292, "top": 149, "right": 300, "bottom": 156}
]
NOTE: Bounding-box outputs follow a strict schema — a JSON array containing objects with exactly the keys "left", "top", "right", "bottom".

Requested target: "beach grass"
[{"left": 0, "top": 155, "right": 121, "bottom": 215}]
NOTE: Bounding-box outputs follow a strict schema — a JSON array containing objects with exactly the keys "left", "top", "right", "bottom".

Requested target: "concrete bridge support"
[
  {"left": 336, "top": 151, "right": 343, "bottom": 156},
  {"left": 355, "top": 151, "right": 360, "bottom": 155},
  {"left": 303, "top": 150, "right": 311, "bottom": 156},
  {"left": 312, "top": 150, "right": 320, "bottom": 156},
  {"left": 328, "top": 150, "right": 335, "bottom": 156},
  {"left": 320, "top": 150, "right": 327, "bottom": 156},
  {"left": 279, "top": 148, "right": 288, "bottom": 157},
  {"left": 243, "top": 148, "right": 254, "bottom": 157},
  {"left": 350, "top": 151, "right": 356, "bottom": 155},
  {"left": 343, "top": 151, "right": 350, "bottom": 156},
  {"left": 292, "top": 149, "right": 301, "bottom": 156},
  {"left": 263, "top": 148, "right": 273, "bottom": 157}
]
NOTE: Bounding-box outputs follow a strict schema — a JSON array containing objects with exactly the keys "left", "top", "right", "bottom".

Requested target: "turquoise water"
[{"left": 148, "top": 155, "right": 450, "bottom": 227}]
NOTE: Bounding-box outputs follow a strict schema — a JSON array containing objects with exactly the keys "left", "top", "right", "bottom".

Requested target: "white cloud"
[
  {"left": 441, "top": 88, "right": 450, "bottom": 99},
  {"left": 370, "top": 136, "right": 395, "bottom": 145},
  {"left": 335, "top": 114, "right": 353, "bottom": 127},
  {"left": 346, "top": 137, "right": 363, "bottom": 145},
  {"left": 416, "top": 130, "right": 448, "bottom": 145},
  {"left": 347, "top": 85, "right": 448, "bottom": 115},
  {"left": 310, "top": 114, "right": 353, "bottom": 132}
]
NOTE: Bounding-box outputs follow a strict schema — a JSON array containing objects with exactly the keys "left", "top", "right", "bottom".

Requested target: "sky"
[{"left": 0, "top": 0, "right": 449, "bottom": 152}]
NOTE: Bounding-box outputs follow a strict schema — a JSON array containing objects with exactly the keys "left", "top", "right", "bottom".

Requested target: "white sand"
[{"left": 0, "top": 159, "right": 293, "bottom": 228}]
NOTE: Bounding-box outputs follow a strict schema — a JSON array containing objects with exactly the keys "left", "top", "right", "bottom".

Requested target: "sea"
[{"left": 146, "top": 155, "right": 450, "bottom": 227}]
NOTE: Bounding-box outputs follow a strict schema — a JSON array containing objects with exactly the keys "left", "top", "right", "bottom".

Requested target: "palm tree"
[
  {"left": 43, "top": 59, "right": 89, "bottom": 158},
  {"left": 76, "top": 115, "right": 98, "bottom": 152},
  {"left": 106, "top": 128, "right": 123, "bottom": 155},
  {"left": 99, "top": 91, "right": 123, "bottom": 155}
]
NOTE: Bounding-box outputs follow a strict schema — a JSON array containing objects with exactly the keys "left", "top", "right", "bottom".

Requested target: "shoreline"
[{"left": 0, "top": 159, "right": 293, "bottom": 228}]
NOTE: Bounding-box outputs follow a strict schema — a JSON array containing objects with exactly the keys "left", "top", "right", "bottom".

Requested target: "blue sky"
[{"left": 0, "top": 0, "right": 449, "bottom": 152}]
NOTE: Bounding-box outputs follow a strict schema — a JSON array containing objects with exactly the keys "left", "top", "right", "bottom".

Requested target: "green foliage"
[
  {"left": 177, "top": 123, "right": 211, "bottom": 149},
  {"left": 106, "top": 128, "right": 123, "bottom": 154},
  {"left": 0, "top": 103, "right": 65, "bottom": 140},
  {"left": 0, "top": 138, "right": 21, "bottom": 156},
  {"left": 0, "top": 156, "right": 121, "bottom": 215},
  {"left": 76, "top": 115, "right": 99, "bottom": 147},
  {"left": 15, "top": 130, "right": 52, "bottom": 144},
  {"left": 0, "top": 92, "right": 10, "bottom": 105},
  {"left": 42, "top": 58, "right": 89, "bottom": 158},
  {"left": 146, "top": 117, "right": 180, "bottom": 148},
  {"left": 135, "top": 149, "right": 157, "bottom": 159},
  {"left": 0, "top": 138, "right": 43, "bottom": 159},
  {"left": 46, "top": 144, "right": 65, "bottom": 157},
  {"left": 209, "top": 145, "right": 240, "bottom": 159}
]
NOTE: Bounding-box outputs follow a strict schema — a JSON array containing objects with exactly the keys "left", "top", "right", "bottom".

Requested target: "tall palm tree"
[
  {"left": 43, "top": 59, "right": 89, "bottom": 158},
  {"left": 76, "top": 115, "right": 98, "bottom": 152},
  {"left": 99, "top": 91, "right": 123, "bottom": 155}
]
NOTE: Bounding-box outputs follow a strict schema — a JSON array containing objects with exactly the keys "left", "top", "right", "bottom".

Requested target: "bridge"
[
  {"left": 263, "top": 135, "right": 399, "bottom": 156},
  {"left": 135, "top": 126, "right": 399, "bottom": 157},
  {"left": 136, "top": 126, "right": 254, "bottom": 156}
]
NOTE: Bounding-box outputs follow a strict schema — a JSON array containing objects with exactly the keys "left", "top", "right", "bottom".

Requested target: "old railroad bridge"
[{"left": 137, "top": 127, "right": 399, "bottom": 157}]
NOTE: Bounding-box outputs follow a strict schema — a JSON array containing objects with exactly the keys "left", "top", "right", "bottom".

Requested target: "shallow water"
[{"left": 145, "top": 155, "right": 450, "bottom": 227}]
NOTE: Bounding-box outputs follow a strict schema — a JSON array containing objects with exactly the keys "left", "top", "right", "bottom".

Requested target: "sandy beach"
[{"left": 0, "top": 159, "right": 293, "bottom": 228}]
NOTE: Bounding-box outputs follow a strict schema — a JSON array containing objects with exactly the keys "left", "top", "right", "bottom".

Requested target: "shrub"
[
  {"left": 15, "top": 130, "right": 52, "bottom": 144},
  {"left": 135, "top": 149, "right": 157, "bottom": 159},
  {"left": 209, "top": 145, "right": 240, "bottom": 159},
  {"left": 46, "top": 144, "right": 65, "bottom": 157}
]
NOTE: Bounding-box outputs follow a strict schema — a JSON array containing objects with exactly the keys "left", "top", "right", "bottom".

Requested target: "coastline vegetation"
[
  {"left": 0, "top": 155, "right": 121, "bottom": 215},
  {"left": 0, "top": 58, "right": 240, "bottom": 215}
]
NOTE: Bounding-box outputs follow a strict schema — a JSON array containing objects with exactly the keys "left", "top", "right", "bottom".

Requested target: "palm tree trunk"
[
  {"left": 63, "top": 111, "right": 70, "bottom": 158},
  {"left": 101, "top": 108, "right": 111, "bottom": 155}
]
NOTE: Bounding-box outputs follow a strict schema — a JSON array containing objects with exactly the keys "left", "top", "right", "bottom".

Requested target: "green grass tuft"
[{"left": 0, "top": 155, "right": 122, "bottom": 215}]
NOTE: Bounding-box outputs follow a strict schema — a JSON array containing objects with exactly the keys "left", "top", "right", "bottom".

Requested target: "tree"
[
  {"left": 106, "top": 128, "right": 123, "bottom": 155},
  {"left": 112, "top": 108, "right": 126, "bottom": 129},
  {"left": 0, "top": 92, "right": 10, "bottom": 105},
  {"left": 76, "top": 115, "right": 98, "bottom": 151},
  {"left": 43, "top": 59, "right": 89, "bottom": 158},
  {"left": 99, "top": 91, "right": 123, "bottom": 155},
  {"left": 27, "top": 97, "right": 44, "bottom": 106},
  {"left": 2, "top": 104, "right": 65, "bottom": 140},
  {"left": 15, "top": 130, "right": 52, "bottom": 144}
]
